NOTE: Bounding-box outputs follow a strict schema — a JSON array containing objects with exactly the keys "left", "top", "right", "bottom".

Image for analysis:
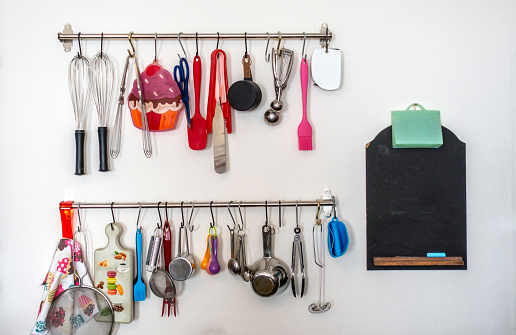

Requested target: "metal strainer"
[{"left": 47, "top": 228, "right": 114, "bottom": 334}]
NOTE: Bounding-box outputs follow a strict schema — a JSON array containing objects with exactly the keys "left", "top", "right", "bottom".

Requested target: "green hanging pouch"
[{"left": 391, "top": 103, "right": 443, "bottom": 148}]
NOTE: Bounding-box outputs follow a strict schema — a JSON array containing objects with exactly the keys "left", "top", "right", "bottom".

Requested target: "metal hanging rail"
[
  {"left": 57, "top": 32, "right": 332, "bottom": 41},
  {"left": 60, "top": 200, "right": 334, "bottom": 210},
  {"left": 57, "top": 23, "right": 333, "bottom": 52}
]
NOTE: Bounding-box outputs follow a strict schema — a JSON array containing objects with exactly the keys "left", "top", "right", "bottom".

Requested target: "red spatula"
[{"left": 188, "top": 55, "right": 208, "bottom": 150}]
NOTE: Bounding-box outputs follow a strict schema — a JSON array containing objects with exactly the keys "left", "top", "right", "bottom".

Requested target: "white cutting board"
[{"left": 94, "top": 223, "right": 133, "bottom": 323}]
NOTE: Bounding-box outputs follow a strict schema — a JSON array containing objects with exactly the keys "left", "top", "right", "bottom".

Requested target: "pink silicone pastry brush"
[{"left": 298, "top": 58, "right": 313, "bottom": 150}]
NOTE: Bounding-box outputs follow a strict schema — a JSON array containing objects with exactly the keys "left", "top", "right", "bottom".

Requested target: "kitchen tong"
[
  {"left": 291, "top": 201, "right": 305, "bottom": 297},
  {"left": 162, "top": 219, "right": 177, "bottom": 317},
  {"left": 207, "top": 49, "right": 232, "bottom": 134}
]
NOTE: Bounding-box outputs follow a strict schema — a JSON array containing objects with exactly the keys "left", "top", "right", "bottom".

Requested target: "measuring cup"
[{"left": 169, "top": 225, "right": 196, "bottom": 281}]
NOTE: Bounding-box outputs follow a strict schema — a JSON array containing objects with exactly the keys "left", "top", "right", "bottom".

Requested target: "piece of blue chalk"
[{"left": 427, "top": 253, "right": 446, "bottom": 257}]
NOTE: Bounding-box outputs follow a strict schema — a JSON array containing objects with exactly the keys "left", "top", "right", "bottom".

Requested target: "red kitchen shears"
[{"left": 207, "top": 49, "right": 232, "bottom": 134}]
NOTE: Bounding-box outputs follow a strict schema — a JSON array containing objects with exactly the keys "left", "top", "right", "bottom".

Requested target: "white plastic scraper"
[{"left": 311, "top": 48, "right": 341, "bottom": 90}]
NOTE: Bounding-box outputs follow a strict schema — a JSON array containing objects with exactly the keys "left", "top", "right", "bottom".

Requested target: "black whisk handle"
[
  {"left": 98, "top": 127, "right": 109, "bottom": 172},
  {"left": 74, "top": 130, "right": 86, "bottom": 175}
]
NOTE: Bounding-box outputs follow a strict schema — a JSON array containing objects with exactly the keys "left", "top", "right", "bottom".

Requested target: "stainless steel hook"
[
  {"left": 110, "top": 202, "right": 115, "bottom": 231},
  {"left": 227, "top": 201, "right": 236, "bottom": 232},
  {"left": 332, "top": 196, "right": 336, "bottom": 218},
  {"left": 127, "top": 31, "right": 136, "bottom": 58},
  {"left": 325, "top": 27, "right": 329, "bottom": 53},
  {"left": 302, "top": 32, "right": 307, "bottom": 60},
  {"left": 157, "top": 201, "right": 163, "bottom": 228},
  {"left": 76, "top": 202, "right": 82, "bottom": 232},
  {"left": 195, "top": 32, "right": 199, "bottom": 56},
  {"left": 188, "top": 201, "right": 195, "bottom": 232},
  {"left": 154, "top": 32, "right": 158, "bottom": 62},
  {"left": 100, "top": 32, "right": 104, "bottom": 58},
  {"left": 276, "top": 31, "right": 282, "bottom": 50},
  {"left": 279, "top": 200, "right": 282, "bottom": 228},
  {"left": 296, "top": 201, "right": 299, "bottom": 229},
  {"left": 77, "top": 32, "right": 82, "bottom": 57},
  {"left": 244, "top": 32, "right": 248, "bottom": 56},
  {"left": 237, "top": 201, "right": 244, "bottom": 231},
  {"left": 216, "top": 32, "right": 220, "bottom": 49},
  {"left": 265, "top": 200, "right": 269, "bottom": 227},
  {"left": 210, "top": 201, "right": 215, "bottom": 228},
  {"left": 136, "top": 202, "right": 142, "bottom": 230},
  {"left": 178, "top": 32, "right": 187, "bottom": 59},
  {"left": 180, "top": 201, "right": 185, "bottom": 228},
  {"left": 265, "top": 32, "right": 271, "bottom": 62}
]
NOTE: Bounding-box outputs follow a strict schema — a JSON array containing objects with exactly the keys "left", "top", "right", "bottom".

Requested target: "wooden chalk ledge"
[{"left": 373, "top": 256, "right": 464, "bottom": 266}]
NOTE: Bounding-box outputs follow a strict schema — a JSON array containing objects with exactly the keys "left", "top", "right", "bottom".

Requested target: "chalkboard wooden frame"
[{"left": 366, "top": 126, "right": 466, "bottom": 270}]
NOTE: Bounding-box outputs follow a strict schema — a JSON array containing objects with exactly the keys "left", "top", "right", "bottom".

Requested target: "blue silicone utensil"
[
  {"left": 328, "top": 215, "right": 349, "bottom": 258},
  {"left": 133, "top": 228, "right": 146, "bottom": 301}
]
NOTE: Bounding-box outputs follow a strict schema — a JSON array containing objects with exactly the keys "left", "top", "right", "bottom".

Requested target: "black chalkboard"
[{"left": 366, "top": 126, "right": 466, "bottom": 270}]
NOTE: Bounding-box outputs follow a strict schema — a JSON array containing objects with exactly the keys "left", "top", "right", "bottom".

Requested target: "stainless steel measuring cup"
[{"left": 169, "top": 225, "right": 195, "bottom": 281}]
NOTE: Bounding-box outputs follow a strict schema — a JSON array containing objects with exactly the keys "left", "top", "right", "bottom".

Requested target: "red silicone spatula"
[{"left": 188, "top": 55, "right": 208, "bottom": 150}]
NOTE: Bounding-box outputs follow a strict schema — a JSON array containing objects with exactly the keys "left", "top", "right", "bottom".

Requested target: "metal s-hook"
[
  {"left": 265, "top": 200, "right": 269, "bottom": 227},
  {"left": 100, "top": 32, "right": 104, "bottom": 58},
  {"left": 127, "top": 31, "right": 135, "bottom": 58},
  {"left": 316, "top": 199, "right": 321, "bottom": 225},
  {"left": 157, "top": 201, "right": 163, "bottom": 228},
  {"left": 237, "top": 201, "right": 244, "bottom": 231},
  {"left": 265, "top": 32, "right": 271, "bottom": 62},
  {"left": 77, "top": 32, "right": 82, "bottom": 57},
  {"left": 180, "top": 201, "right": 185, "bottom": 228},
  {"left": 165, "top": 201, "right": 169, "bottom": 222},
  {"left": 136, "top": 202, "right": 142, "bottom": 230},
  {"left": 295, "top": 200, "right": 300, "bottom": 230},
  {"left": 178, "top": 32, "right": 187, "bottom": 59},
  {"left": 188, "top": 202, "right": 195, "bottom": 232},
  {"left": 77, "top": 202, "right": 82, "bottom": 232},
  {"left": 110, "top": 202, "right": 115, "bottom": 231},
  {"left": 227, "top": 201, "right": 236, "bottom": 232},
  {"left": 154, "top": 32, "right": 158, "bottom": 62},
  {"left": 209, "top": 201, "right": 215, "bottom": 228},
  {"left": 313, "top": 199, "right": 323, "bottom": 268},
  {"left": 325, "top": 27, "right": 329, "bottom": 53},
  {"left": 302, "top": 32, "right": 307, "bottom": 61},
  {"left": 244, "top": 32, "right": 248, "bottom": 57},
  {"left": 279, "top": 200, "right": 282, "bottom": 228},
  {"left": 331, "top": 196, "right": 336, "bottom": 218},
  {"left": 195, "top": 32, "right": 199, "bottom": 56},
  {"left": 276, "top": 31, "right": 282, "bottom": 50},
  {"left": 216, "top": 32, "right": 220, "bottom": 50}
]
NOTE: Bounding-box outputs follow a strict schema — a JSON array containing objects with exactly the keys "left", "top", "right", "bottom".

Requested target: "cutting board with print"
[{"left": 94, "top": 223, "right": 133, "bottom": 323}]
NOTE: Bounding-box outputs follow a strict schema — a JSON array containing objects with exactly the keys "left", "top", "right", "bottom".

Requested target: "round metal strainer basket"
[{"left": 47, "top": 230, "right": 114, "bottom": 335}]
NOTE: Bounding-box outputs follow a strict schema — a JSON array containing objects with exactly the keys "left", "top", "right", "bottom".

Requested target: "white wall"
[{"left": 1, "top": 0, "right": 515, "bottom": 334}]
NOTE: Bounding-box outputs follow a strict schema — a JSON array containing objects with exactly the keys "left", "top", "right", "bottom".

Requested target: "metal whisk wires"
[
  {"left": 68, "top": 54, "right": 91, "bottom": 130},
  {"left": 90, "top": 51, "right": 115, "bottom": 128}
]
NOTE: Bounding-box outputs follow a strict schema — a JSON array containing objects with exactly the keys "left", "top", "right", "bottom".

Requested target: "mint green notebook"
[{"left": 391, "top": 103, "right": 443, "bottom": 148}]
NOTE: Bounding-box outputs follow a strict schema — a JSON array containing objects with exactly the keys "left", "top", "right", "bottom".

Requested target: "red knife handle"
[{"left": 163, "top": 221, "right": 172, "bottom": 268}]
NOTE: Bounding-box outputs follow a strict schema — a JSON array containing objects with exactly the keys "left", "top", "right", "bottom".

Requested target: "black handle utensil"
[{"left": 228, "top": 54, "right": 262, "bottom": 111}]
